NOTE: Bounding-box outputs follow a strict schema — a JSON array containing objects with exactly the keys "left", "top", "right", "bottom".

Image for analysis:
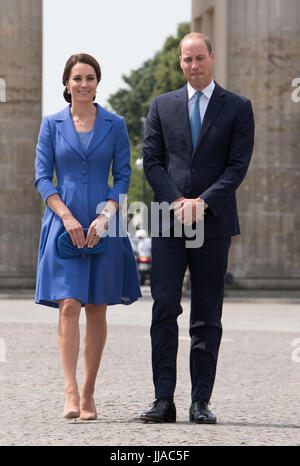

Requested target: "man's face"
[{"left": 180, "top": 37, "right": 215, "bottom": 91}]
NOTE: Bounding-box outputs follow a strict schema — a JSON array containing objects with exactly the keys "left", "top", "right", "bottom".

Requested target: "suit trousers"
[{"left": 150, "top": 234, "right": 231, "bottom": 402}]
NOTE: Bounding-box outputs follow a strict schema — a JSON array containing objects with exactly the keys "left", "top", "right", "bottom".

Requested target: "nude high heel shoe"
[
  {"left": 63, "top": 394, "right": 80, "bottom": 419},
  {"left": 80, "top": 396, "right": 97, "bottom": 420}
]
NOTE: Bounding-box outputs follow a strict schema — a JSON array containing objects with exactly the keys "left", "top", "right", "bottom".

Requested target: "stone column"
[
  {"left": 226, "top": 0, "right": 300, "bottom": 292},
  {"left": 0, "top": 0, "right": 42, "bottom": 289}
]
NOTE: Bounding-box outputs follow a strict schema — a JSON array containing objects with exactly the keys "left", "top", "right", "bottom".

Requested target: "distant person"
[
  {"left": 140, "top": 33, "right": 255, "bottom": 424},
  {"left": 34, "top": 53, "right": 141, "bottom": 420},
  {"left": 135, "top": 229, "right": 151, "bottom": 256}
]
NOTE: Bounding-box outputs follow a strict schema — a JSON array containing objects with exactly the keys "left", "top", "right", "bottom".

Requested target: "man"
[{"left": 140, "top": 33, "right": 255, "bottom": 424}]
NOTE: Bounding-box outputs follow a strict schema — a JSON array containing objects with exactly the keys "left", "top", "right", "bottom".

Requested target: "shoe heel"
[{"left": 64, "top": 410, "right": 80, "bottom": 419}]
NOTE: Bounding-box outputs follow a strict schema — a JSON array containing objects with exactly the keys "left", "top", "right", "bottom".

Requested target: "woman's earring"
[{"left": 67, "top": 88, "right": 70, "bottom": 94}]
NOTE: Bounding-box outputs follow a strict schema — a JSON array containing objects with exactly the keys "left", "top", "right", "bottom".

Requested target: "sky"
[{"left": 43, "top": 0, "right": 191, "bottom": 115}]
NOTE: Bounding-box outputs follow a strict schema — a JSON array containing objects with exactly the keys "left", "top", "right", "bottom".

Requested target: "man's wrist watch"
[{"left": 200, "top": 198, "right": 208, "bottom": 209}]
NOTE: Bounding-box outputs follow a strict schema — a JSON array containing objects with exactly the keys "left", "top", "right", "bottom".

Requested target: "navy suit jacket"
[{"left": 142, "top": 82, "right": 255, "bottom": 239}]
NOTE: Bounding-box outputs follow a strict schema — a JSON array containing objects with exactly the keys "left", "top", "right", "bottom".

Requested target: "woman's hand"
[
  {"left": 86, "top": 216, "right": 108, "bottom": 248},
  {"left": 62, "top": 213, "right": 85, "bottom": 249},
  {"left": 46, "top": 194, "right": 85, "bottom": 249},
  {"left": 86, "top": 200, "right": 118, "bottom": 247}
]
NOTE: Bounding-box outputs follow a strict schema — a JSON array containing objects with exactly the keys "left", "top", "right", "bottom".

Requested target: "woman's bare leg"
[
  {"left": 58, "top": 298, "right": 81, "bottom": 418},
  {"left": 80, "top": 303, "right": 107, "bottom": 420}
]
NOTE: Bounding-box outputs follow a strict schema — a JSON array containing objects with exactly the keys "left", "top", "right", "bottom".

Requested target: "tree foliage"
[
  {"left": 108, "top": 23, "right": 190, "bottom": 206},
  {"left": 108, "top": 23, "right": 190, "bottom": 146}
]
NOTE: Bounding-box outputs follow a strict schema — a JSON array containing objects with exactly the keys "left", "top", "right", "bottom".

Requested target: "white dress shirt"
[
  {"left": 187, "top": 80, "right": 215, "bottom": 123},
  {"left": 187, "top": 80, "right": 215, "bottom": 210}
]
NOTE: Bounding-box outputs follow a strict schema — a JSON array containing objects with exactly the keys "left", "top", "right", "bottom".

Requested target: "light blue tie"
[{"left": 190, "top": 91, "right": 202, "bottom": 148}]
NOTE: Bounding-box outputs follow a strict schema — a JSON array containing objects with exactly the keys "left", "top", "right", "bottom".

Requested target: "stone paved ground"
[{"left": 0, "top": 289, "right": 299, "bottom": 446}]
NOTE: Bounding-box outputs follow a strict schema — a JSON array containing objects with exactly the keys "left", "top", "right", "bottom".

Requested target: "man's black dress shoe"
[
  {"left": 140, "top": 399, "right": 176, "bottom": 423},
  {"left": 189, "top": 400, "right": 217, "bottom": 424}
]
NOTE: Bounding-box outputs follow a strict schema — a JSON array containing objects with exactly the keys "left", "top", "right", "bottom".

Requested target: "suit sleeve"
[
  {"left": 201, "top": 99, "right": 255, "bottom": 217},
  {"left": 34, "top": 116, "right": 59, "bottom": 203},
  {"left": 106, "top": 116, "right": 131, "bottom": 206},
  {"left": 142, "top": 97, "right": 183, "bottom": 204}
]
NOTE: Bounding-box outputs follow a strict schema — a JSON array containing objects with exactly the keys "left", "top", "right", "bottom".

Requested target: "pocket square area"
[{"left": 57, "top": 228, "right": 107, "bottom": 258}]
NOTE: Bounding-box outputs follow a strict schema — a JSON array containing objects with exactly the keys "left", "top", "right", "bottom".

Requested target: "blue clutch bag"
[{"left": 57, "top": 228, "right": 107, "bottom": 258}]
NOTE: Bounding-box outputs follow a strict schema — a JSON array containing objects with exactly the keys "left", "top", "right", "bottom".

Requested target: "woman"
[{"left": 34, "top": 54, "right": 141, "bottom": 420}]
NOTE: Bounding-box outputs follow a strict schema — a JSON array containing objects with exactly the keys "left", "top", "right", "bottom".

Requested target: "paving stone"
[{"left": 0, "top": 291, "right": 299, "bottom": 446}]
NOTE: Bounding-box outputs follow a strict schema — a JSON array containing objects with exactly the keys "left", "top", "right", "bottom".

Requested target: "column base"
[{"left": 0, "top": 271, "right": 36, "bottom": 290}]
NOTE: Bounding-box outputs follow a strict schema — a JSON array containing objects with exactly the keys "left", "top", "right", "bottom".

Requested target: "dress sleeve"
[
  {"left": 106, "top": 116, "right": 131, "bottom": 206},
  {"left": 34, "top": 116, "right": 59, "bottom": 203}
]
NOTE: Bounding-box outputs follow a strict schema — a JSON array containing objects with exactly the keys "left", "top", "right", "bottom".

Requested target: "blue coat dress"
[{"left": 34, "top": 103, "right": 141, "bottom": 308}]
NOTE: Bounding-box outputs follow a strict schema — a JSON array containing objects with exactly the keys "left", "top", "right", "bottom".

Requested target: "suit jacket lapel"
[
  {"left": 192, "top": 82, "right": 226, "bottom": 159},
  {"left": 86, "top": 104, "right": 113, "bottom": 157},
  {"left": 175, "top": 85, "right": 193, "bottom": 156}
]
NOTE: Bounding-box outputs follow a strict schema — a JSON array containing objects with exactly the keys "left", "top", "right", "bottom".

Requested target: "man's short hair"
[{"left": 179, "top": 32, "right": 213, "bottom": 56}]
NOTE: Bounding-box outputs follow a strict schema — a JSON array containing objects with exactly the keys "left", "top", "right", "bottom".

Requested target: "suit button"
[{"left": 191, "top": 168, "right": 196, "bottom": 173}]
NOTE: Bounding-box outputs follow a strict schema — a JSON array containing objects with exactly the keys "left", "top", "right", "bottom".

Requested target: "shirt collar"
[{"left": 187, "top": 80, "right": 215, "bottom": 101}]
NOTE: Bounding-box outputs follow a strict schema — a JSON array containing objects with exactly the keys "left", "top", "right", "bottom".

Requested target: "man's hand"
[{"left": 171, "top": 197, "right": 205, "bottom": 226}]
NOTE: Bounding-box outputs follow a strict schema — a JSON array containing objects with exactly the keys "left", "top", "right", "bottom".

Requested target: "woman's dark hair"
[{"left": 62, "top": 53, "right": 101, "bottom": 103}]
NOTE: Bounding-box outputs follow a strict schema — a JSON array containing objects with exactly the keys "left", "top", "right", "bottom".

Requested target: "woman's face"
[{"left": 67, "top": 62, "right": 98, "bottom": 104}]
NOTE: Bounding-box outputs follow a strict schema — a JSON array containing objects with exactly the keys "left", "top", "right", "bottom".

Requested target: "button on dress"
[{"left": 34, "top": 104, "right": 142, "bottom": 308}]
